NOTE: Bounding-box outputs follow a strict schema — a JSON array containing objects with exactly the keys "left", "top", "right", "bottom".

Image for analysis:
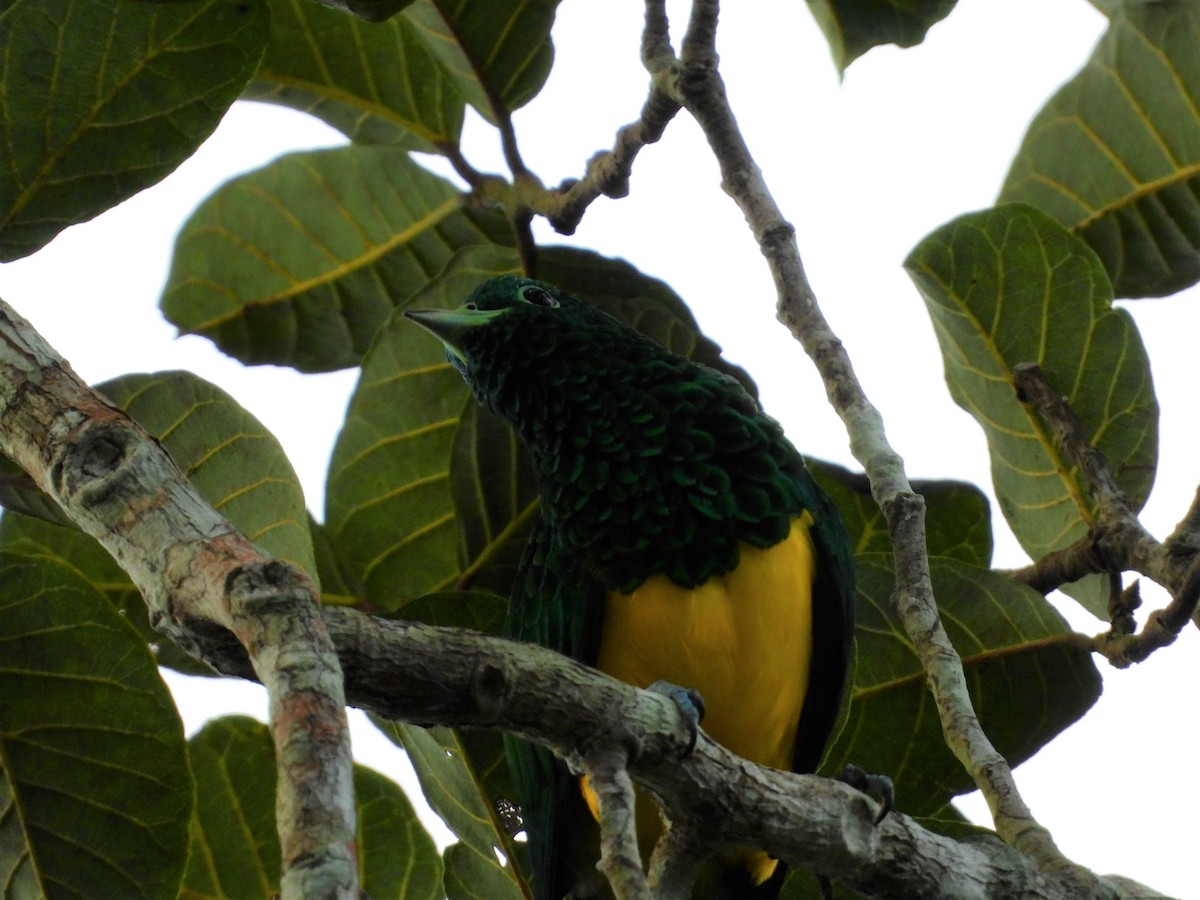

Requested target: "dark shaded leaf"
[
  {"left": 0, "top": 551, "right": 191, "bottom": 898},
  {"left": 0, "top": 511, "right": 215, "bottom": 676},
  {"left": 805, "top": 0, "right": 957, "bottom": 73},
  {"left": 821, "top": 555, "right": 1102, "bottom": 816}
]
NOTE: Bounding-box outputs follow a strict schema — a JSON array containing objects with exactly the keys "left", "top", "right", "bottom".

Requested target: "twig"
[
  {"left": 645, "top": 823, "right": 706, "bottom": 900},
  {"left": 0, "top": 298, "right": 358, "bottom": 899},
  {"left": 1013, "top": 363, "right": 1200, "bottom": 661},
  {"left": 583, "top": 748, "right": 651, "bottom": 900},
  {"left": 663, "top": 0, "right": 1086, "bottom": 882}
]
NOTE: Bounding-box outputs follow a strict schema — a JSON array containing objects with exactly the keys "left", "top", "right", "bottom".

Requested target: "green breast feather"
[{"left": 406, "top": 275, "right": 855, "bottom": 899}]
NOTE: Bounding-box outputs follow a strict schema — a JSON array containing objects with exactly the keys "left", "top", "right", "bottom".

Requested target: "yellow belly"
[{"left": 586, "top": 516, "right": 817, "bottom": 884}]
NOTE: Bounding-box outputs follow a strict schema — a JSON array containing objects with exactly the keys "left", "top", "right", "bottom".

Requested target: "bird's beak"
[{"left": 404, "top": 306, "right": 502, "bottom": 366}]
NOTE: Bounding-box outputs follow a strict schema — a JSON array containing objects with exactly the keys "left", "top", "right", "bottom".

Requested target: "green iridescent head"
[{"left": 404, "top": 275, "right": 569, "bottom": 373}]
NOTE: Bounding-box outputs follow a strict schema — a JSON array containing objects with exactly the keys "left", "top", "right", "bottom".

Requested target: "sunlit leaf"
[
  {"left": 905, "top": 204, "right": 1157, "bottom": 617},
  {"left": 0, "top": 0, "right": 268, "bottom": 260},
  {"left": 161, "top": 145, "right": 511, "bottom": 372},
  {"left": 246, "top": 0, "right": 463, "bottom": 148},
  {"left": 999, "top": 1, "right": 1200, "bottom": 297},
  {"left": 805, "top": 0, "right": 958, "bottom": 73},
  {"left": 821, "top": 555, "right": 1101, "bottom": 816},
  {"left": 0, "top": 551, "right": 191, "bottom": 898}
]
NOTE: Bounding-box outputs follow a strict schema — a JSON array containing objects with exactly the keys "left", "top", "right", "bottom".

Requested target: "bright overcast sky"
[{"left": 0, "top": 1, "right": 1196, "bottom": 895}]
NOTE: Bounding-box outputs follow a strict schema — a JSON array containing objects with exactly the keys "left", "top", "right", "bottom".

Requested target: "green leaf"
[
  {"left": 905, "top": 204, "right": 1157, "bottom": 617},
  {"left": 821, "top": 555, "right": 1101, "bottom": 816},
  {"left": 0, "top": 511, "right": 215, "bottom": 676},
  {"left": 183, "top": 717, "right": 444, "bottom": 900},
  {"left": 998, "top": 2, "right": 1200, "bottom": 298},
  {"left": 0, "top": 453, "right": 72, "bottom": 526},
  {"left": 0, "top": 0, "right": 269, "bottom": 261},
  {"left": 321, "top": 0, "right": 417, "bottom": 22},
  {"left": 443, "top": 842, "right": 526, "bottom": 900},
  {"left": 402, "top": 0, "right": 559, "bottom": 123},
  {"left": 382, "top": 722, "right": 527, "bottom": 898},
  {"left": 100, "top": 371, "right": 317, "bottom": 583},
  {"left": 395, "top": 590, "right": 507, "bottom": 635},
  {"left": 310, "top": 515, "right": 363, "bottom": 606},
  {"left": 324, "top": 265, "right": 481, "bottom": 609},
  {"left": 161, "top": 145, "right": 511, "bottom": 372},
  {"left": 357, "top": 764, "right": 446, "bottom": 900},
  {"left": 245, "top": 0, "right": 464, "bottom": 148},
  {"left": 0, "top": 550, "right": 192, "bottom": 898},
  {"left": 807, "top": 459, "right": 993, "bottom": 568},
  {"left": 804, "top": 0, "right": 958, "bottom": 73},
  {"left": 183, "top": 717, "right": 280, "bottom": 898}
]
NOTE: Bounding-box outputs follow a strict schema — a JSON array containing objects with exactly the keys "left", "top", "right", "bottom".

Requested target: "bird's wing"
[
  {"left": 505, "top": 512, "right": 607, "bottom": 900},
  {"left": 791, "top": 467, "right": 856, "bottom": 774}
]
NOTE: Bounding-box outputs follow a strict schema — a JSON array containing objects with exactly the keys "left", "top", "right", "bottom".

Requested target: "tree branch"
[
  {"left": 188, "top": 604, "right": 1155, "bottom": 899},
  {"left": 657, "top": 0, "right": 1086, "bottom": 883},
  {"left": 1012, "top": 363, "right": 1200, "bottom": 663},
  {"left": 0, "top": 293, "right": 1166, "bottom": 897},
  {"left": 0, "top": 298, "right": 357, "bottom": 900}
]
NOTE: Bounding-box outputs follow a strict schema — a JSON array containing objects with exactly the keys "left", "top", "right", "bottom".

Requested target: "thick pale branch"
[
  {"left": 659, "top": 0, "right": 1079, "bottom": 881},
  {"left": 189, "top": 606, "right": 1148, "bottom": 899},
  {"left": 0, "top": 298, "right": 357, "bottom": 899}
]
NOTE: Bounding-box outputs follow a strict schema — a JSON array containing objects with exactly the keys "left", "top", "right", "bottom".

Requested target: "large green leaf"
[
  {"left": 0, "top": 371, "right": 312, "bottom": 675},
  {"left": 999, "top": 1, "right": 1200, "bottom": 298},
  {"left": 101, "top": 372, "right": 317, "bottom": 583},
  {"left": 807, "top": 459, "right": 993, "bottom": 568},
  {"left": 804, "top": 0, "right": 958, "bottom": 73},
  {"left": 356, "top": 764, "right": 445, "bottom": 900},
  {"left": 0, "top": 0, "right": 269, "bottom": 261},
  {"left": 183, "top": 716, "right": 442, "bottom": 900},
  {"left": 0, "top": 551, "right": 192, "bottom": 898},
  {"left": 905, "top": 204, "right": 1157, "bottom": 617},
  {"left": 161, "top": 145, "right": 511, "bottom": 372},
  {"left": 182, "top": 716, "right": 280, "bottom": 898},
  {"left": 402, "top": 0, "right": 559, "bottom": 124},
  {"left": 245, "top": 0, "right": 464, "bottom": 149},
  {"left": 323, "top": 256, "right": 484, "bottom": 610},
  {"left": 0, "top": 511, "right": 215, "bottom": 676},
  {"left": 821, "top": 555, "right": 1101, "bottom": 816},
  {"left": 382, "top": 722, "right": 527, "bottom": 900}
]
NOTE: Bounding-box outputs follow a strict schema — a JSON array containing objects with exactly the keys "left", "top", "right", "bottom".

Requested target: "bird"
[{"left": 406, "top": 274, "right": 855, "bottom": 899}]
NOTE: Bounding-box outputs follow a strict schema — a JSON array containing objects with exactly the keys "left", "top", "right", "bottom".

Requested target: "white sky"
[{"left": 1, "top": 1, "right": 1196, "bottom": 895}]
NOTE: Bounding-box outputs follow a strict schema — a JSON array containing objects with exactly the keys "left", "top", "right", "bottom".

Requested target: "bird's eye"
[{"left": 519, "top": 285, "right": 559, "bottom": 308}]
